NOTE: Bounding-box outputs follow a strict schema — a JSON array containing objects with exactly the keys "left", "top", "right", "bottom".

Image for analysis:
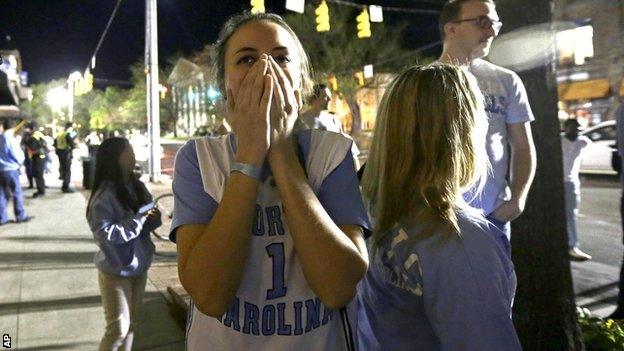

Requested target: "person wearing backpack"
[
  {"left": 54, "top": 122, "right": 78, "bottom": 193},
  {"left": 25, "top": 121, "right": 47, "bottom": 198}
]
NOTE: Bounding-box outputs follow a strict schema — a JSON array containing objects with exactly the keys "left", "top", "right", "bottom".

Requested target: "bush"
[{"left": 578, "top": 307, "right": 624, "bottom": 350}]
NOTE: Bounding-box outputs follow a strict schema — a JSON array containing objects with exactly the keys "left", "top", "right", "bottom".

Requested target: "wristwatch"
[{"left": 231, "top": 162, "right": 262, "bottom": 181}]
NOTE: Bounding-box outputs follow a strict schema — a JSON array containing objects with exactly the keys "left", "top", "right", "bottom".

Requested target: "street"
[{"left": 573, "top": 175, "right": 622, "bottom": 318}]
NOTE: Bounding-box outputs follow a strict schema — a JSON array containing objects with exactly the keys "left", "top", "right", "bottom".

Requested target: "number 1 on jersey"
[{"left": 266, "top": 243, "right": 287, "bottom": 299}]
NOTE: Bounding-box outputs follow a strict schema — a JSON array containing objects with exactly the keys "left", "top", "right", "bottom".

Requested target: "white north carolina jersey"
[{"left": 173, "top": 130, "right": 367, "bottom": 351}]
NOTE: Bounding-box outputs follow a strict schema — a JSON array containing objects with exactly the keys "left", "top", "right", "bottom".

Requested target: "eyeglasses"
[{"left": 453, "top": 15, "right": 503, "bottom": 33}]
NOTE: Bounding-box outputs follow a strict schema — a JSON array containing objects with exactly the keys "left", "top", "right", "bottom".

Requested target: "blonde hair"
[{"left": 361, "top": 64, "right": 488, "bottom": 249}]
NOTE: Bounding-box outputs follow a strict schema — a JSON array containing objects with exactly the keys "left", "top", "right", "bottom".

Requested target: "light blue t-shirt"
[
  {"left": 357, "top": 207, "right": 520, "bottom": 351},
  {"left": 171, "top": 130, "right": 371, "bottom": 351},
  {"left": 0, "top": 130, "right": 24, "bottom": 172},
  {"left": 464, "top": 58, "right": 535, "bottom": 216}
]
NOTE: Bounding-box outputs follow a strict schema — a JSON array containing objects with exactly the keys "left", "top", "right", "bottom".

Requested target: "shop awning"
[{"left": 558, "top": 79, "right": 610, "bottom": 101}]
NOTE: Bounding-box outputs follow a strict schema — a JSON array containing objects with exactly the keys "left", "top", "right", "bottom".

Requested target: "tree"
[
  {"left": 283, "top": 4, "right": 429, "bottom": 134},
  {"left": 88, "top": 86, "right": 127, "bottom": 133},
  {"left": 121, "top": 62, "right": 148, "bottom": 128},
  {"left": 497, "top": 0, "right": 584, "bottom": 349},
  {"left": 73, "top": 89, "right": 102, "bottom": 133},
  {"left": 20, "top": 79, "right": 65, "bottom": 125}
]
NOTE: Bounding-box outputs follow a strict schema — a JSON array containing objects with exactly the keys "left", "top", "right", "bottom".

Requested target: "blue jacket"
[
  {"left": 87, "top": 181, "right": 161, "bottom": 277},
  {"left": 0, "top": 130, "right": 25, "bottom": 172}
]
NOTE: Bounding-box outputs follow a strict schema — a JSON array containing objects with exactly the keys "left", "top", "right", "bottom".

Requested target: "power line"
[
  {"left": 327, "top": 0, "right": 440, "bottom": 14},
  {"left": 333, "top": 40, "right": 441, "bottom": 75},
  {"left": 85, "top": 0, "right": 125, "bottom": 73},
  {"left": 373, "top": 40, "right": 441, "bottom": 65}
]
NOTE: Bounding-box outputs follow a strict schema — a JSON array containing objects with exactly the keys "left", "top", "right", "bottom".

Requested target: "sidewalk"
[{"left": 0, "top": 158, "right": 184, "bottom": 350}]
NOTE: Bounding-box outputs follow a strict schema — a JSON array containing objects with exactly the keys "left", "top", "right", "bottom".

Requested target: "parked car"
[{"left": 580, "top": 120, "right": 617, "bottom": 175}]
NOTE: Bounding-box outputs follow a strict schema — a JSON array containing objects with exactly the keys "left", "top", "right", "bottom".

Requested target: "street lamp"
[
  {"left": 67, "top": 71, "right": 82, "bottom": 122},
  {"left": 47, "top": 86, "right": 69, "bottom": 115}
]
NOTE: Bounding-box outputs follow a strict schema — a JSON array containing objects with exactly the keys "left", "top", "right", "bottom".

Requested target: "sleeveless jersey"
[{"left": 181, "top": 131, "right": 364, "bottom": 351}]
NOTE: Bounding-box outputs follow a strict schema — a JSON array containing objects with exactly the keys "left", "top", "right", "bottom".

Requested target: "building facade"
[{"left": 555, "top": 0, "right": 624, "bottom": 127}]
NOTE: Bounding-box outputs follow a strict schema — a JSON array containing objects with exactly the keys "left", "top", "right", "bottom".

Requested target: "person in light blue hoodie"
[
  {"left": 0, "top": 118, "right": 30, "bottom": 224},
  {"left": 86, "top": 137, "right": 161, "bottom": 351},
  {"left": 358, "top": 64, "right": 521, "bottom": 351}
]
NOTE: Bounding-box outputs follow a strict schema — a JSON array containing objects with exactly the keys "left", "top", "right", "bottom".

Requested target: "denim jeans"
[
  {"left": 563, "top": 181, "right": 580, "bottom": 249},
  {"left": 0, "top": 170, "right": 27, "bottom": 223}
]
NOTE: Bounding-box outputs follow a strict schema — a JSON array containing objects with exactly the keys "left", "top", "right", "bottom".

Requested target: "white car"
[{"left": 580, "top": 120, "right": 617, "bottom": 174}]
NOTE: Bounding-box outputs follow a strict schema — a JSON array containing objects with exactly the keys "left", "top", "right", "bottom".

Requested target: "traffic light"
[
  {"left": 84, "top": 70, "right": 94, "bottom": 93},
  {"left": 328, "top": 74, "right": 338, "bottom": 91},
  {"left": 74, "top": 77, "right": 86, "bottom": 96},
  {"left": 354, "top": 71, "right": 365, "bottom": 86},
  {"left": 250, "top": 0, "right": 265, "bottom": 14},
  {"left": 356, "top": 8, "right": 371, "bottom": 38},
  {"left": 315, "top": 1, "right": 330, "bottom": 32},
  {"left": 159, "top": 84, "right": 168, "bottom": 99},
  {"left": 73, "top": 79, "right": 82, "bottom": 96}
]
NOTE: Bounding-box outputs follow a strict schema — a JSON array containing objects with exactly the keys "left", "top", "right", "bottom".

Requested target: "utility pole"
[
  {"left": 497, "top": 0, "right": 585, "bottom": 349},
  {"left": 67, "top": 71, "right": 81, "bottom": 122},
  {"left": 146, "top": 0, "right": 161, "bottom": 182}
]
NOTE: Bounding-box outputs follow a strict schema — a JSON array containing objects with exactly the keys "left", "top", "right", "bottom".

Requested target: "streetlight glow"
[
  {"left": 47, "top": 86, "right": 69, "bottom": 112},
  {"left": 68, "top": 71, "right": 82, "bottom": 81}
]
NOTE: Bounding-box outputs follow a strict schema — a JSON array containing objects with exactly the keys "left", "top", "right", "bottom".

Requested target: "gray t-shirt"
[{"left": 464, "top": 58, "right": 535, "bottom": 216}]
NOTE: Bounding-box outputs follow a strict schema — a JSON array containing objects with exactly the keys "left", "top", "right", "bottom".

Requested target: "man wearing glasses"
[{"left": 438, "top": 0, "right": 537, "bottom": 240}]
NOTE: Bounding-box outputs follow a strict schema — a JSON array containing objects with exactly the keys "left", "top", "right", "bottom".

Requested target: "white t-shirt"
[
  {"left": 561, "top": 135, "right": 590, "bottom": 187},
  {"left": 465, "top": 58, "right": 535, "bottom": 215}
]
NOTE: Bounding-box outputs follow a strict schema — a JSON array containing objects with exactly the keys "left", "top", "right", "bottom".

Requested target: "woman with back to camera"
[
  {"left": 86, "top": 137, "right": 161, "bottom": 351},
  {"left": 169, "top": 12, "right": 370, "bottom": 351},
  {"left": 357, "top": 64, "right": 521, "bottom": 350}
]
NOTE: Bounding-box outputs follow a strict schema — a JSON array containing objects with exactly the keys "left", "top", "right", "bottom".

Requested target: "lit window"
[{"left": 556, "top": 25, "right": 594, "bottom": 65}]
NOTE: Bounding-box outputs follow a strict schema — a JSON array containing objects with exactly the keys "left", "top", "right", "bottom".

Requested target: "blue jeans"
[
  {"left": 0, "top": 170, "right": 27, "bottom": 223},
  {"left": 563, "top": 181, "right": 580, "bottom": 249}
]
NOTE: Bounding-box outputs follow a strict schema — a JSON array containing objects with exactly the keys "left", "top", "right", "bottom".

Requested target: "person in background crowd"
[
  {"left": 609, "top": 100, "right": 624, "bottom": 319},
  {"left": 358, "top": 64, "right": 520, "bottom": 350},
  {"left": 438, "top": 0, "right": 537, "bottom": 238},
  {"left": 0, "top": 119, "right": 32, "bottom": 224},
  {"left": 24, "top": 121, "right": 48, "bottom": 198},
  {"left": 295, "top": 83, "right": 360, "bottom": 169},
  {"left": 170, "top": 12, "right": 370, "bottom": 350},
  {"left": 54, "top": 121, "right": 78, "bottom": 193},
  {"left": 561, "top": 118, "right": 592, "bottom": 261},
  {"left": 85, "top": 130, "right": 102, "bottom": 157},
  {"left": 86, "top": 137, "right": 161, "bottom": 351},
  {"left": 42, "top": 128, "right": 55, "bottom": 174},
  {"left": 20, "top": 121, "right": 34, "bottom": 189},
  {"left": 296, "top": 84, "right": 341, "bottom": 132}
]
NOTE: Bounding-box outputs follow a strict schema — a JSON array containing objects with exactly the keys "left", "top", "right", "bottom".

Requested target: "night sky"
[{"left": 0, "top": 0, "right": 444, "bottom": 85}]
